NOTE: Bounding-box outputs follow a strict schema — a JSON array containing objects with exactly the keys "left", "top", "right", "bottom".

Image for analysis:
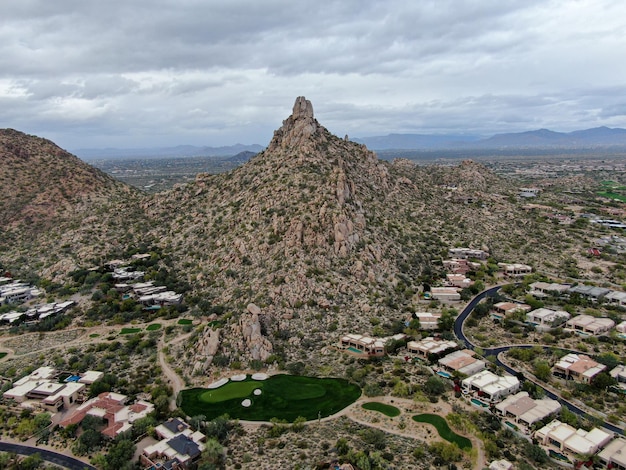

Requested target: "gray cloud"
[{"left": 1, "top": 0, "right": 625, "bottom": 149}]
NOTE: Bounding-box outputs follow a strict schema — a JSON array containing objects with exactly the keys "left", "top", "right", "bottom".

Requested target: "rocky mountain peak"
[{"left": 268, "top": 96, "right": 319, "bottom": 151}]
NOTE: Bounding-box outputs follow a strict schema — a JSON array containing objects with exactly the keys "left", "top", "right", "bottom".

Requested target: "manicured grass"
[
  {"left": 120, "top": 327, "right": 142, "bottom": 335},
  {"left": 146, "top": 323, "right": 162, "bottom": 331},
  {"left": 200, "top": 381, "right": 261, "bottom": 403},
  {"left": 207, "top": 320, "right": 223, "bottom": 328},
  {"left": 598, "top": 191, "right": 626, "bottom": 202},
  {"left": 180, "top": 374, "right": 361, "bottom": 422},
  {"left": 0, "top": 352, "right": 8, "bottom": 360},
  {"left": 89, "top": 333, "right": 100, "bottom": 338},
  {"left": 177, "top": 319, "right": 193, "bottom": 325},
  {"left": 412, "top": 414, "right": 472, "bottom": 450},
  {"left": 362, "top": 402, "right": 400, "bottom": 417}
]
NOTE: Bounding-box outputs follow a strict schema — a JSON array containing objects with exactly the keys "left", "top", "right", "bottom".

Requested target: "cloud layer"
[{"left": 2, "top": 0, "right": 626, "bottom": 149}]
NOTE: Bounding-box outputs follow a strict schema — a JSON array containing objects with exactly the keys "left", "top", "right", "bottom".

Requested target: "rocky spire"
[{"left": 267, "top": 96, "right": 319, "bottom": 151}]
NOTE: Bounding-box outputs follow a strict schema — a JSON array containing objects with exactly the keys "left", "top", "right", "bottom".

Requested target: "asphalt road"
[
  {"left": 453, "top": 285, "right": 625, "bottom": 436},
  {"left": 0, "top": 442, "right": 95, "bottom": 470}
]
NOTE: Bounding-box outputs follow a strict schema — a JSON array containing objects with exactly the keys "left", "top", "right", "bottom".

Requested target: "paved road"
[
  {"left": 0, "top": 442, "right": 95, "bottom": 469},
  {"left": 453, "top": 286, "right": 625, "bottom": 436}
]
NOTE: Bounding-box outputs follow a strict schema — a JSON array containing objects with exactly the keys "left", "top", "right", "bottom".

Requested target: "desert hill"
[
  {"left": 0, "top": 128, "right": 132, "bottom": 229},
  {"left": 0, "top": 99, "right": 588, "bottom": 377},
  {"left": 143, "top": 97, "right": 566, "bottom": 376}
]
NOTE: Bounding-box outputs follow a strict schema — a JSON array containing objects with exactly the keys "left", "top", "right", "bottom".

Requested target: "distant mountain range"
[
  {"left": 74, "top": 143, "right": 264, "bottom": 160},
  {"left": 355, "top": 126, "right": 626, "bottom": 150},
  {"left": 72, "top": 126, "right": 626, "bottom": 160}
]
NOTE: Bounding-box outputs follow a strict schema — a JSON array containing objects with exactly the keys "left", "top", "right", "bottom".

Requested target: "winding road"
[
  {"left": 0, "top": 442, "right": 94, "bottom": 470},
  {"left": 453, "top": 285, "right": 625, "bottom": 436}
]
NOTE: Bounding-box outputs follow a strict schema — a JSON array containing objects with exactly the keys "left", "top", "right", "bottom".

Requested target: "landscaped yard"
[
  {"left": 412, "top": 414, "right": 472, "bottom": 450},
  {"left": 180, "top": 374, "right": 361, "bottom": 421},
  {"left": 362, "top": 402, "right": 401, "bottom": 417},
  {"left": 146, "top": 323, "right": 162, "bottom": 331},
  {"left": 177, "top": 319, "right": 193, "bottom": 325},
  {"left": 0, "top": 352, "right": 7, "bottom": 360}
]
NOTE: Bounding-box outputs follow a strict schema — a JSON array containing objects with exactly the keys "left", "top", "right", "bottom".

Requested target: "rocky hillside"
[
  {"left": 0, "top": 99, "right": 589, "bottom": 377},
  {"left": 0, "top": 129, "right": 131, "bottom": 229},
  {"left": 0, "top": 129, "right": 145, "bottom": 278},
  {"left": 145, "top": 97, "right": 568, "bottom": 376}
]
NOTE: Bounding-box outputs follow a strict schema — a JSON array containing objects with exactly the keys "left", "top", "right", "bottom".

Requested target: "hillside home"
[
  {"left": 489, "top": 460, "right": 513, "bottom": 470},
  {"left": 141, "top": 418, "right": 207, "bottom": 470},
  {"left": 617, "top": 321, "right": 626, "bottom": 339},
  {"left": 60, "top": 392, "right": 154, "bottom": 438},
  {"left": 565, "top": 314, "right": 615, "bottom": 335},
  {"left": 567, "top": 285, "right": 611, "bottom": 303},
  {"left": 443, "top": 258, "right": 481, "bottom": 274},
  {"left": 597, "top": 437, "right": 626, "bottom": 470},
  {"left": 491, "top": 302, "right": 531, "bottom": 320},
  {"left": 494, "top": 391, "right": 560, "bottom": 430},
  {"left": 0, "top": 281, "right": 41, "bottom": 305},
  {"left": 525, "top": 308, "right": 570, "bottom": 328},
  {"left": 2, "top": 367, "right": 95, "bottom": 410},
  {"left": 461, "top": 370, "right": 520, "bottom": 403},
  {"left": 112, "top": 267, "right": 145, "bottom": 281},
  {"left": 528, "top": 282, "right": 571, "bottom": 299},
  {"left": 610, "top": 365, "right": 626, "bottom": 392},
  {"left": 411, "top": 312, "right": 441, "bottom": 330},
  {"left": 430, "top": 287, "right": 461, "bottom": 302},
  {"left": 534, "top": 420, "right": 612, "bottom": 463},
  {"left": 447, "top": 248, "right": 489, "bottom": 260},
  {"left": 339, "top": 334, "right": 385, "bottom": 357},
  {"left": 406, "top": 337, "right": 457, "bottom": 360},
  {"left": 498, "top": 263, "right": 532, "bottom": 277},
  {"left": 605, "top": 290, "right": 626, "bottom": 307},
  {"left": 552, "top": 353, "right": 606, "bottom": 383},
  {"left": 438, "top": 350, "right": 486, "bottom": 376},
  {"left": 445, "top": 274, "right": 472, "bottom": 288}
]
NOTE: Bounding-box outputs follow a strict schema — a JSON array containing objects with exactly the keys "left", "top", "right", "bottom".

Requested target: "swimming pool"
[
  {"left": 470, "top": 398, "right": 489, "bottom": 408},
  {"left": 504, "top": 421, "right": 518, "bottom": 431},
  {"left": 64, "top": 375, "right": 81, "bottom": 382},
  {"left": 437, "top": 371, "right": 452, "bottom": 379},
  {"left": 347, "top": 347, "right": 365, "bottom": 354}
]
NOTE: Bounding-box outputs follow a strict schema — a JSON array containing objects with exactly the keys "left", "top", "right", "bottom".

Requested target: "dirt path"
[{"left": 158, "top": 335, "right": 187, "bottom": 410}]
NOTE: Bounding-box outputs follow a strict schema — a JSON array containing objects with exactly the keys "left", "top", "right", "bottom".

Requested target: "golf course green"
[{"left": 180, "top": 374, "right": 361, "bottom": 422}]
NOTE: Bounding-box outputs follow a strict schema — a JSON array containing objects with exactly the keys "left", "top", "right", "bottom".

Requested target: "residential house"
[
  {"left": 552, "top": 353, "right": 606, "bottom": 384},
  {"left": 528, "top": 282, "right": 571, "bottom": 299},
  {"left": 489, "top": 460, "right": 513, "bottom": 470},
  {"left": 141, "top": 418, "right": 207, "bottom": 469},
  {"left": 438, "top": 350, "right": 486, "bottom": 376},
  {"left": 565, "top": 314, "right": 615, "bottom": 335},
  {"left": 60, "top": 392, "right": 154, "bottom": 438},
  {"left": 447, "top": 248, "right": 489, "bottom": 260},
  {"left": 491, "top": 302, "right": 531, "bottom": 321},
  {"left": 605, "top": 291, "right": 626, "bottom": 307},
  {"left": 443, "top": 259, "right": 481, "bottom": 275},
  {"left": 494, "top": 391, "right": 560, "bottom": 430},
  {"left": 597, "top": 437, "right": 626, "bottom": 470},
  {"left": 525, "top": 308, "right": 570, "bottom": 328},
  {"left": 610, "top": 365, "right": 626, "bottom": 392},
  {"left": 461, "top": 370, "right": 520, "bottom": 403},
  {"left": 445, "top": 274, "right": 472, "bottom": 288},
  {"left": 534, "top": 420, "right": 612, "bottom": 463},
  {"left": 567, "top": 285, "right": 611, "bottom": 303},
  {"left": 406, "top": 337, "right": 458, "bottom": 360},
  {"left": 430, "top": 287, "right": 461, "bottom": 302},
  {"left": 411, "top": 312, "right": 441, "bottom": 330},
  {"left": 617, "top": 321, "right": 626, "bottom": 340},
  {"left": 498, "top": 263, "right": 532, "bottom": 277},
  {"left": 339, "top": 334, "right": 385, "bottom": 357}
]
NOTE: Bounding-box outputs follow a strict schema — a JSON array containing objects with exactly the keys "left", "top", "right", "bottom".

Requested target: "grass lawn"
[
  {"left": 362, "top": 402, "right": 401, "bottom": 417},
  {"left": 177, "top": 319, "right": 193, "bottom": 325},
  {"left": 89, "top": 334, "right": 100, "bottom": 338},
  {"left": 180, "top": 374, "right": 361, "bottom": 422},
  {"left": 0, "top": 353, "right": 7, "bottom": 360},
  {"left": 120, "top": 327, "right": 142, "bottom": 335},
  {"left": 146, "top": 323, "right": 162, "bottom": 331},
  {"left": 598, "top": 191, "right": 626, "bottom": 202},
  {"left": 412, "top": 414, "right": 472, "bottom": 450}
]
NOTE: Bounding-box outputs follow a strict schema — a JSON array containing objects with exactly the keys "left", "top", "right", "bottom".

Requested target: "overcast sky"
[{"left": 2, "top": 0, "right": 626, "bottom": 150}]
